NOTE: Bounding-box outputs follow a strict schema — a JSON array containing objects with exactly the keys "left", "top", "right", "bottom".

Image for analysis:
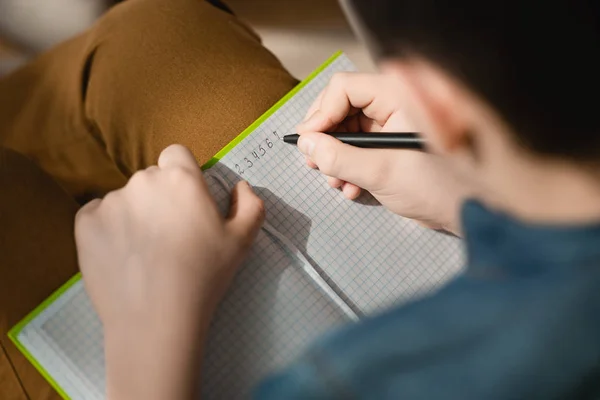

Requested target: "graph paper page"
[
  {"left": 211, "top": 54, "right": 464, "bottom": 314},
  {"left": 15, "top": 54, "right": 464, "bottom": 400}
]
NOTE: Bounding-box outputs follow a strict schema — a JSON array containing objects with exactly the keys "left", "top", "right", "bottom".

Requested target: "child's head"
[{"left": 345, "top": 0, "right": 600, "bottom": 181}]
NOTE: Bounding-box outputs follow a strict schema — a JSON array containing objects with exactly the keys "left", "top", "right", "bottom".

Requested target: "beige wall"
[{"left": 227, "top": 0, "right": 375, "bottom": 78}]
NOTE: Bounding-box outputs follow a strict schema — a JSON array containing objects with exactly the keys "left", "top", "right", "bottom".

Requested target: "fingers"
[
  {"left": 327, "top": 176, "right": 344, "bottom": 189},
  {"left": 75, "top": 198, "right": 101, "bottom": 238},
  {"left": 327, "top": 177, "right": 362, "bottom": 199},
  {"left": 78, "top": 198, "right": 102, "bottom": 215},
  {"left": 298, "top": 73, "right": 398, "bottom": 134},
  {"left": 359, "top": 112, "right": 384, "bottom": 132},
  {"left": 297, "top": 132, "right": 394, "bottom": 190},
  {"left": 226, "top": 181, "right": 265, "bottom": 249},
  {"left": 303, "top": 88, "right": 326, "bottom": 122},
  {"left": 306, "top": 156, "right": 318, "bottom": 169},
  {"left": 157, "top": 144, "right": 212, "bottom": 196},
  {"left": 344, "top": 113, "right": 362, "bottom": 133},
  {"left": 74, "top": 198, "right": 104, "bottom": 270},
  {"left": 157, "top": 144, "right": 201, "bottom": 175},
  {"left": 341, "top": 183, "right": 362, "bottom": 199}
]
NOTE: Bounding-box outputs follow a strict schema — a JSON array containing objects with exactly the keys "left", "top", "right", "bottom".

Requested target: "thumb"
[
  {"left": 297, "top": 132, "right": 395, "bottom": 190},
  {"left": 226, "top": 181, "right": 265, "bottom": 249}
]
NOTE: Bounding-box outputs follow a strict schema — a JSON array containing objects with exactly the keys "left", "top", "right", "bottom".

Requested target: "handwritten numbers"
[{"left": 233, "top": 130, "right": 284, "bottom": 177}]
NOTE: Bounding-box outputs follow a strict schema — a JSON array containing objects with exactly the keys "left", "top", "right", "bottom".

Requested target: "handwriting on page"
[{"left": 234, "top": 130, "right": 281, "bottom": 176}]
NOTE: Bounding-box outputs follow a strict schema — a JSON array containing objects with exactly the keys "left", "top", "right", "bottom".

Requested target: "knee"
[
  {"left": 82, "top": 0, "right": 297, "bottom": 169},
  {"left": 85, "top": 0, "right": 296, "bottom": 119}
]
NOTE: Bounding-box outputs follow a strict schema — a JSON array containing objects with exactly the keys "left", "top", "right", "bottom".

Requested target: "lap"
[{"left": 0, "top": 0, "right": 297, "bottom": 200}]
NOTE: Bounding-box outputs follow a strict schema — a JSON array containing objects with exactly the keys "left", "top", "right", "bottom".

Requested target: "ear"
[{"left": 380, "top": 59, "right": 471, "bottom": 155}]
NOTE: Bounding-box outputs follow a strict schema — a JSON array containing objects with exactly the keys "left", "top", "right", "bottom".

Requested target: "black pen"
[{"left": 282, "top": 133, "right": 425, "bottom": 150}]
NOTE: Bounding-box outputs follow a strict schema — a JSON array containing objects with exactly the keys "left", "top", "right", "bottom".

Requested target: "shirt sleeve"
[
  {"left": 253, "top": 359, "right": 335, "bottom": 400},
  {"left": 252, "top": 278, "right": 474, "bottom": 400},
  {"left": 251, "top": 274, "right": 576, "bottom": 400}
]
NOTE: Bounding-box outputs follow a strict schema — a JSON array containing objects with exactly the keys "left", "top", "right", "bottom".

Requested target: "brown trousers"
[{"left": 0, "top": 0, "right": 297, "bottom": 398}]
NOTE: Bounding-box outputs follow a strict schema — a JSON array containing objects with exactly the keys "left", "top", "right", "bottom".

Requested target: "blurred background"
[{"left": 0, "top": 0, "right": 375, "bottom": 79}]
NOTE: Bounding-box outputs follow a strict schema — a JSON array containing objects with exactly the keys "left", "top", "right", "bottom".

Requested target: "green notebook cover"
[{"left": 7, "top": 51, "right": 342, "bottom": 400}]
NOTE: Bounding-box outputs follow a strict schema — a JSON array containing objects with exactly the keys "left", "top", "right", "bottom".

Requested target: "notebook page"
[
  {"left": 209, "top": 54, "right": 465, "bottom": 314},
  {"left": 17, "top": 281, "right": 105, "bottom": 399}
]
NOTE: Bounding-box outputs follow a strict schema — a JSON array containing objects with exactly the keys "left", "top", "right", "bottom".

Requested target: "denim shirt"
[{"left": 254, "top": 200, "right": 600, "bottom": 399}]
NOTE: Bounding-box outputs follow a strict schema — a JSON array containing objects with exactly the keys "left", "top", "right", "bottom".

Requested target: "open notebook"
[{"left": 9, "top": 52, "right": 464, "bottom": 399}]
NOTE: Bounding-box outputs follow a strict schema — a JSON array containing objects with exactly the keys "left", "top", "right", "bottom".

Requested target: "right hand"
[{"left": 297, "top": 72, "right": 477, "bottom": 235}]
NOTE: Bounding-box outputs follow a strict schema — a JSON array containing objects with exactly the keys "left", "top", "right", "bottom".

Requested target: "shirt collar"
[{"left": 461, "top": 199, "right": 600, "bottom": 275}]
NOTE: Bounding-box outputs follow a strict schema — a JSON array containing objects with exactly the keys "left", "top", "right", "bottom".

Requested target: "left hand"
[{"left": 75, "top": 144, "right": 265, "bottom": 400}]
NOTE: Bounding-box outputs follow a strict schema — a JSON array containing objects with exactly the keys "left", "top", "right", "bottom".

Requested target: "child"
[{"left": 7, "top": 0, "right": 600, "bottom": 398}]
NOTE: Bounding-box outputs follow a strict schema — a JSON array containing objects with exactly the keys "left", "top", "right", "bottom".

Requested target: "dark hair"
[{"left": 350, "top": 0, "right": 600, "bottom": 163}]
